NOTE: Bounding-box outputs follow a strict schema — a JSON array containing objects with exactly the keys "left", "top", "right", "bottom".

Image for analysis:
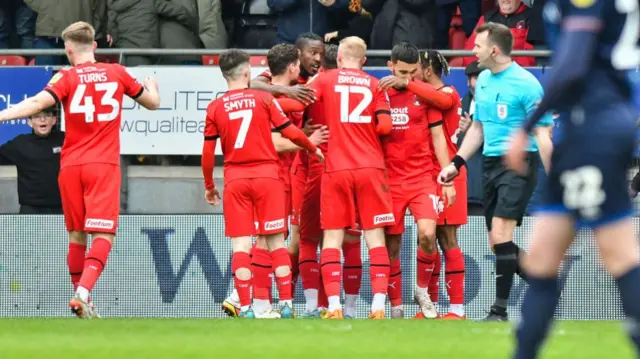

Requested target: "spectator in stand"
[
  {"left": 198, "top": 0, "right": 228, "bottom": 50},
  {"left": 156, "top": 0, "right": 201, "bottom": 65},
  {"left": 369, "top": 0, "right": 437, "bottom": 57},
  {"left": 108, "top": 0, "right": 159, "bottom": 66},
  {"left": 435, "top": 0, "right": 481, "bottom": 49},
  {"left": 268, "top": 0, "right": 332, "bottom": 44},
  {"left": 25, "top": 0, "right": 107, "bottom": 65},
  {"left": 460, "top": 0, "right": 536, "bottom": 67},
  {"left": 324, "top": 0, "right": 382, "bottom": 46},
  {"left": 0, "top": 0, "right": 36, "bottom": 49},
  {"left": 458, "top": 60, "right": 484, "bottom": 213}
]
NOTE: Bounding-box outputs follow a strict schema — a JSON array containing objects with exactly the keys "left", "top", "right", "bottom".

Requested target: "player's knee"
[
  {"left": 436, "top": 227, "right": 458, "bottom": 251},
  {"left": 265, "top": 232, "right": 286, "bottom": 251},
  {"left": 386, "top": 235, "right": 402, "bottom": 260},
  {"left": 489, "top": 218, "right": 516, "bottom": 246},
  {"left": 323, "top": 229, "right": 344, "bottom": 249},
  {"left": 92, "top": 232, "right": 115, "bottom": 244},
  {"left": 255, "top": 236, "right": 269, "bottom": 250},
  {"left": 68, "top": 231, "right": 88, "bottom": 246},
  {"left": 417, "top": 230, "right": 436, "bottom": 253}
]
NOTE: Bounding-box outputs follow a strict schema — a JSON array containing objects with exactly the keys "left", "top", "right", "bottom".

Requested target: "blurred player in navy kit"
[
  {"left": 505, "top": 0, "right": 640, "bottom": 358},
  {"left": 0, "top": 106, "right": 65, "bottom": 214}
]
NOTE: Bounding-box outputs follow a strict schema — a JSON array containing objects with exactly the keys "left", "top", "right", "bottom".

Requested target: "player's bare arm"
[
  {"left": 533, "top": 125, "right": 553, "bottom": 173},
  {"left": 252, "top": 76, "right": 316, "bottom": 104},
  {"left": 431, "top": 124, "right": 456, "bottom": 205},
  {"left": 439, "top": 119, "right": 484, "bottom": 184},
  {"left": 201, "top": 137, "right": 221, "bottom": 206},
  {"left": 272, "top": 125, "right": 328, "bottom": 152},
  {"left": 0, "top": 91, "right": 56, "bottom": 122},
  {"left": 134, "top": 77, "right": 161, "bottom": 110}
]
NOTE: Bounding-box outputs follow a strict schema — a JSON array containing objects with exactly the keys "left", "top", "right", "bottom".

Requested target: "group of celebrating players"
[{"left": 201, "top": 33, "right": 470, "bottom": 320}]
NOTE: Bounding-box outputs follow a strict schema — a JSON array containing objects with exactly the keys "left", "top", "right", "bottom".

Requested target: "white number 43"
[{"left": 70, "top": 82, "right": 120, "bottom": 123}]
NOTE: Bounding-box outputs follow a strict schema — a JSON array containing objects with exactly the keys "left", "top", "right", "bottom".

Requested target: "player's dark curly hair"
[
  {"left": 323, "top": 44, "right": 338, "bottom": 69},
  {"left": 391, "top": 42, "right": 420, "bottom": 64},
  {"left": 420, "top": 50, "right": 451, "bottom": 77},
  {"left": 295, "top": 33, "right": 324, "bottom": 50},
  {"left": 267, "top": 44, "right": 299, "bottom": 76},
  {"left": 219, "top": 49, "right": 250, "bottom": 80}
]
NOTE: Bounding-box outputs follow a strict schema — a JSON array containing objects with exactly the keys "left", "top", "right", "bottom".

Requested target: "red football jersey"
[
  {"left": 308, "top": 68, "right": 390, "bottom": 172},
  {"left": 275, "top": 94, "right": 304, "bottom": 188},
  {"left": 204, "top": 89, "right": 291, "bottom": 185},
  {"left": 45, "top": 62, "right": 143, "bottom": 168},
  {"left": 429, "top": 85, "right": 466, "bottom": 178},
  {"left": 258, "top": 68, "right": 309, "bottom": 85},
  {"left": 382, "top": 89, "right": 443, "bottom": 185}
]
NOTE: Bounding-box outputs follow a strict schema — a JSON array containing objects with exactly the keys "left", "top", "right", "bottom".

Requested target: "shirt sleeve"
[
  {"left": 0, "top": 139, "right": 16, "bottom": 165},
  {"left": 374, "top": 87, "right": 391, "bottom": 117},
  {"left": 44, "top": 70, "right": 71, "bottom": 103},
  {"left": 473, "top": 75, "right": 484, "bottom": 122},
  {"left": 115, "top": 64, "right": 145, "bottom": 99},
  {"left": 426, "top": 107, "right": 443, "bottom": 128},
  {"left": 523, "top": 79, "right": 554, "bottom": 127},
  {"left": 204, "top": 105, "right": 219, "bottom": 140},
  {"left": 267, "top": 95, "right": 292, "bottom": 131}
]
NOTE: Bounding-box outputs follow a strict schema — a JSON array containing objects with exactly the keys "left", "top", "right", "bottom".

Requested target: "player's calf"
[
  {"left": 415, "top": 220, "right": 438, "bottom": 319},
  {"left": 364, "top": 228, "right": 390, "bottom": 318},
  {"left": 342, "top": 235, "right": 362, "bottom": 319},
  {"left": 71, "top": 233, "right": 114, "bottom": 316},
  {"left": 231, "top": 236, "right": 253, "bottom": 315},
  {"left": 288, "top": 224, "right": 301, "bottom": 290},
  {"left": 251, "top": 239, "right": 273, "bottom": 315},
  {"left": 437, "top": 225, "right": 465, "bottom": 318},
  {"left": 386, "top": 234, "right": 403, "bottom": 318},
  {"left": 265, "top": 232, "right": 295, "bottom": 317},
  {"left": 67, "top": 231, "right": 88, "bottom": 292},
  {"left": 298, "top": 236, "right": 321, "bottom": 315},
  {"left": 321, "top": 229, "right": 345, "bottom": 316}
]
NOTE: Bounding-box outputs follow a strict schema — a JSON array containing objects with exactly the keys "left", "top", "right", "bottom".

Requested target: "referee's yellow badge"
[
  {"left": 570, "top": 0, "right": 595, "bottom": 8},
  {"left": 497, "top": 104, "right": 508, "bottom": 119}
]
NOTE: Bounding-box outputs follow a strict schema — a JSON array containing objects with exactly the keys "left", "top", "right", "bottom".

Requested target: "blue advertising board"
[{"left": 0, "top": 67, "right": 54, "bottom": 146}]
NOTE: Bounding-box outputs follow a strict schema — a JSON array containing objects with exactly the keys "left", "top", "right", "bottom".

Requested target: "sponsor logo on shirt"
[
  {"left": 497, "top": 104, "right": 508, "bottom": 120},
  {"left": 264, "top": 218, "right": 285, "bottom": 231},
  {"left": 48, "top": 72, "right": 63, "bottom": 85},
  {"left": 85, "top": 218, "right": 115, "bottom": 230},
  {"left": 390, "top": 107, "right": 410, "bottom": 126},
  {"left": 373, "top": 213, "right": 395, "bottom": 225}
]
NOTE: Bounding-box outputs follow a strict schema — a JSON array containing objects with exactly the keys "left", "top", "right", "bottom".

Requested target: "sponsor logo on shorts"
[
  {"left": 85, "top": 218, "right": 115, "bottom": 230},
  {"left": 264, "top": 218, "right": 285, "bottom": 231},
  {"left": 373, "top": 213, "right": 395, "bottom": 225}
]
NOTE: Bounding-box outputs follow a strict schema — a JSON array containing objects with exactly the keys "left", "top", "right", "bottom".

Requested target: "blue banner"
[{"left": 0, "top": 67, "right": 53, "bottom": 146}]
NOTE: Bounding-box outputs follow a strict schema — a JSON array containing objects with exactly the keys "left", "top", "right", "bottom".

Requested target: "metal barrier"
[{"left": 0, "top": 214, "right": 622, "bottom": 319}]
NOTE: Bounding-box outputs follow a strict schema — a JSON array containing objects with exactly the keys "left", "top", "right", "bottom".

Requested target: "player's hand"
[
  {"left": 302, "top": 119, "right": 323, "bottom": 136},
  {"left": 285, "top": 85, "right": 315, "bottom": 105},
  {"left": 378, "top": 75, "right": 408, "bottom": 92},
  {"left": 313, "top": 148, "right": 325, "bottom": 162},
  {"left": 505, "top": 130, "right": 530, "bottom": 176},
  {"left": 438, "top": 164, "right": 459, "bottom": 185},
  {"left": 442, "top": 185, "right": 456, "bottom": 208},
  {"left": 629, "top": 185, "right": 638, "bottom": 199},
  {"left": 144, "top": 76, "right": 158, "bottom": 92},
  {"left": 204, "top": 187, "right": 221, "bottom": 206},
  {"left": 324, "top": 31, "right": 338, "bottom": 42},
  {"left": 459, "top": 112, "right": 472, "bottom": 133},
  {"left": 309, "top": 125, "right": 329, "bottom": 146}
]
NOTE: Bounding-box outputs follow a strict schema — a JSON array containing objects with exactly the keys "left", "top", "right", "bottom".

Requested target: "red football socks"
[
  {"left": 67, "top": 243, "right": 86, "bottom": 291},
  {"left": 299, "top": 238, "right": 320, "bottom": 291},
  {"left": 417, "top": 248, "right": 436, "bottom": 289},
  {"left": 289, "top": 250, "right": 299, "bottom": 290},
  {"left": 320, "top": 248, "right": 342, "bottom": 297},
  {"left": 342, "top": 241, "right": 362, "bottom": 296},
  {"left": 318, "top": 272, "right": 329, "bottom": 308},
  {"left": 369, "top": 247, "right": 390, "bottom": 295},
  {"left": 251, "top": 246, "right": 273, "bottom": 302},
  {"left": 232, "top": 252, "right": 252, "bottom": 307},
  {"left": 429, "top": 250, "right": 441, "bottom": 303},
  {"left": 77, "top": 238, "right": 111, "bottom": 292},
  {"left": 272, "top": 248, "right": 293, "bottom": 301},
  {"left": 444, "top": 248, "right": 465, "bottom": 305},
  {"left": 388, "top": 258, "right": 403, "bottom": 307}
]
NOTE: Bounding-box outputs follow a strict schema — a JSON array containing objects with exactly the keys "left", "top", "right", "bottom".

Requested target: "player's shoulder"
[
  {"left": 440, "top": 85, "right": 460, "bottom": 99},
  {"left": 477, "top": 69, "right": 491, "bottom": 83}
]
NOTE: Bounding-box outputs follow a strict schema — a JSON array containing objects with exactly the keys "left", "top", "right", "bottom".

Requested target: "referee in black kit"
[{"left": 0, "top": 106, "right": 65, "bottom": 214}]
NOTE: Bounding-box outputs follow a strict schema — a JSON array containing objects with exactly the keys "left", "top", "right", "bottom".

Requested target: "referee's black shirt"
[{"left": 0, "top": 131, "right": 65, "bottom": 209}]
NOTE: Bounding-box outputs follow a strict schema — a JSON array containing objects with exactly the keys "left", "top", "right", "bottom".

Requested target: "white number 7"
[{"left": 229, "top": 109, "right": 253, "bottom": 149}]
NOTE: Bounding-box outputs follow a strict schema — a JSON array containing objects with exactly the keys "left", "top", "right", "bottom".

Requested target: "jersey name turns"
[
  {"left": 338, "top": 75, "right": 370, "bottom": 86},
  {"left": 223, "top": 98, "right": 256, "bottom": 112},
  {"left": 78, "top": 72, "right": 108, "bottom": 84}
]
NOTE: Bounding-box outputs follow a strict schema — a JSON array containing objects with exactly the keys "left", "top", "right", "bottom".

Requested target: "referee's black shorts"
[{"left": 483, "top": 152, "right": 539, "bottom": 231}]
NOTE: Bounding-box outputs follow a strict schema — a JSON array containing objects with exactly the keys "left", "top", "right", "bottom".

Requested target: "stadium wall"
[{"left": 0, "top": 215, "right": 625, "bottom": 320}]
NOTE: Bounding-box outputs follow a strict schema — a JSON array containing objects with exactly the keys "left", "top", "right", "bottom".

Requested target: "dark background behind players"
[{"left": 0, "top": 106, "right": 64, "bottom": 214}]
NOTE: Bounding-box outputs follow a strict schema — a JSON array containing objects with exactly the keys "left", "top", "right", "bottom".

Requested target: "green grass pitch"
[{"left": 0, "top": 319, "right": 634, "bottom": 359}]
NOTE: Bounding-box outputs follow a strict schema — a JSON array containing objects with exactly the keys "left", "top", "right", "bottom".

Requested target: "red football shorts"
[
  {"left": 321, "top": 168, "right": 394, "bottom": 230},
  {"left": 58, "top": 163, "right": 121, "bottom": 234},
  {"left": 387, "top": 179, "right": 439, "bottom": 235},
  {"left": 437, "top": 178, "right": 468, "bottom": 226},
  {"left": 223, "top": 177, "right": 286, "bottom": 237},
  {"left": 290, "top": 164, "right": 306, "bottom": 226}
]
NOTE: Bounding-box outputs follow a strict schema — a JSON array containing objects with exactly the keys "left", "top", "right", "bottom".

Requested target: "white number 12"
[
  {"left": 229, "top": 109, "right": 253, "bottom": 149},
  {"left": 335, "top": 85, "right": 373, "bottom": 123}
]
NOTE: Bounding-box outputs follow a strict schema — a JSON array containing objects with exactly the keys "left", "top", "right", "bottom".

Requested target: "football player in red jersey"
[
  {"left": 381, "top": 50, "right": 468, "bottom": 319},
  {"left": 279, "top": 36, "right": 394, "bottom": 319},
  {"left": 378, "top": 43, "right": 455, "bottom": 320},
  {"left": 0, "top": 22, "right": 161, "bottom": 319},
  {"left": 201, "top": 49, "right": 323, "bottom": 319},
  {"left": 296, "top": 44, "right": 364, "bottom": 319}
]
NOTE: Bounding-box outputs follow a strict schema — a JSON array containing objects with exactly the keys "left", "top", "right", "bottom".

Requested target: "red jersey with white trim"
[
  {"left": 204, "top": 89, "right": 291, "bottom": 185},
  {"left": 44, "top": 62, "right": 144, "bottom": 169},
  {"left": 429, "top": 85, "right": 466, "bottom": 178},
  {"left": 258, "top": 68, "right": 310, "bottom": 85},
  {"left": 382, "top": 89, "right": 443, "bottom": 185},
  {"left": 274, "top": 94, "right": 304, "bottom": 188},
  {"left": 308, "top": 68, "right": 391, "bottom": 172}
]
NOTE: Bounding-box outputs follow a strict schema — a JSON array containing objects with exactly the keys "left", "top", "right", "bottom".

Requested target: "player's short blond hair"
[
  {"left": 338, "top": 36, "right": 367, "bottom": 61},
  {"left": 61, "top": 22, "right": 95, "bottom": 47}
]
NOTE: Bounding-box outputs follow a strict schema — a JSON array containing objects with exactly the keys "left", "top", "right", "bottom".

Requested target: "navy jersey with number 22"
[{"left": 536, "top": 0, "right": 640, "bottom": 227}]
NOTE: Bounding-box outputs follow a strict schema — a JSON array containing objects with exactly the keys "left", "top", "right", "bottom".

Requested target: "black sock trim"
[
  {"left": 69, "top": 272, "right": 83, "bottom": 275},
  {"left": 417, "top": 258, "right": 434, "bottom": 265},
  {"left": 343, "top": 265, "right": 363, "bottom": 269},
  {"left": 390, "top": 271, "right": 402, "bottom": 277},
  {"left": 370, "top": 263, "right": 390, "bottom": 267},
  {"left": 298, "top": 260, "right": 317, "bottom": 266},
  {"left": 86, "top": 257, "right": 105, "bottom": 268},
  {"left": 445, "top": 270, "right": 465, "bottom": 275},
  {"left": 251, "top": 263, "right": 271, "bottom": 269},
  {"left": 321, "top": 261, "right": 341, "bottom": 267}
]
